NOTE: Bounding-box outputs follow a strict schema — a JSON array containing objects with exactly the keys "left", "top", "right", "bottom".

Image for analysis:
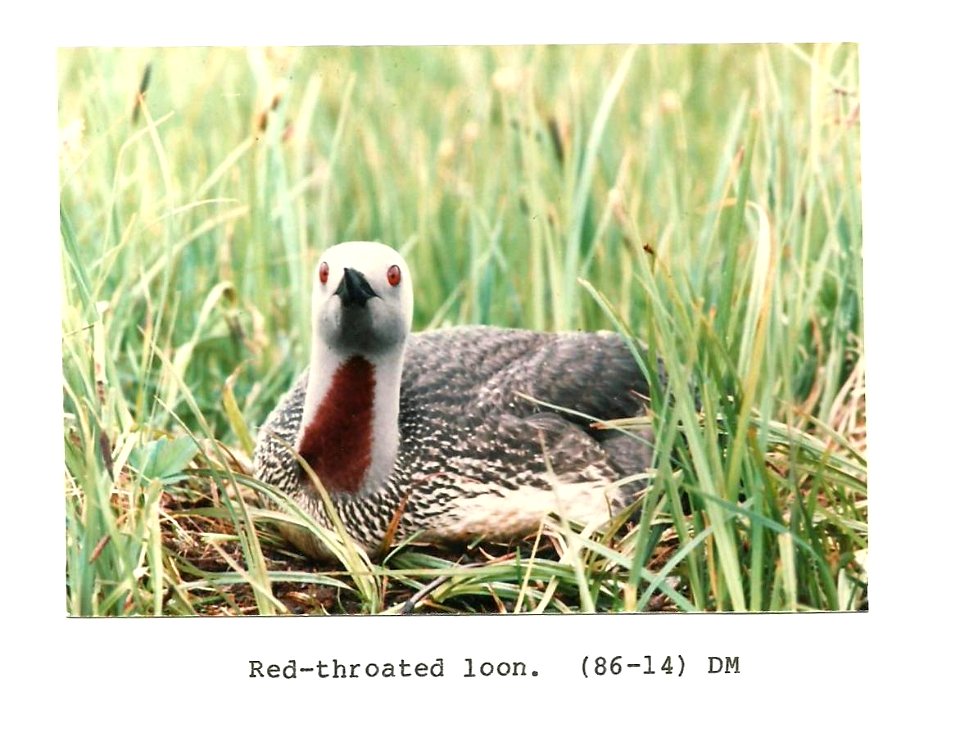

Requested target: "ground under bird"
[{"left": 254, "top": 241, "right": 655, "bottom": 559}]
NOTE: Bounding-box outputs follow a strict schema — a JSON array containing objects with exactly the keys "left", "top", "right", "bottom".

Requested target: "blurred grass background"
[{"left": 60, "top": 44, "right": 865, "bottom": 615}]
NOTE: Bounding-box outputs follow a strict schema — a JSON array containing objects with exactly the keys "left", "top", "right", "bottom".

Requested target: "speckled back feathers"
[{"left": 254, "top": 325, "right": 653, "bottom": 554}]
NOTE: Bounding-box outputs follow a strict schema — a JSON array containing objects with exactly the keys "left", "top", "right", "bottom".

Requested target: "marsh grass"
[{"left": 60, "top": 43, "right": 865, "bottom": 614}]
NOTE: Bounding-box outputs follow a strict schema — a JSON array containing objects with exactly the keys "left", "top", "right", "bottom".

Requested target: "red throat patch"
[{"left": 298, "top": 356, "right": 376, "bottom": 494}]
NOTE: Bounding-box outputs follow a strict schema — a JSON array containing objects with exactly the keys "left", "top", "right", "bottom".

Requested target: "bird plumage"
[{"left": 253, "top": 242, "right": 653, "bottom": 558}]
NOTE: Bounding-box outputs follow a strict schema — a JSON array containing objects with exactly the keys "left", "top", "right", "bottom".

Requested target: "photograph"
[{"left": 59, "top": 43, "right": 865, "bottom": 615}]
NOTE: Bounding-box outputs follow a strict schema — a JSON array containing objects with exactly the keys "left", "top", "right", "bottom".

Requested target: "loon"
[{"left": 253, "top": 241, "right": 653, "bottom": 559}]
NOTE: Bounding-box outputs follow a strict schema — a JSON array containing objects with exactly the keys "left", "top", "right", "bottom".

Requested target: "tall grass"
[{"left": 60, "top": 44, "right": 865, "bottom": 614}]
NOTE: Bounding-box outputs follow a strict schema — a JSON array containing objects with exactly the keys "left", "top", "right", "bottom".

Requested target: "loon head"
[{"left": 311, "top": 241, "right": 414, "bottom": 357}]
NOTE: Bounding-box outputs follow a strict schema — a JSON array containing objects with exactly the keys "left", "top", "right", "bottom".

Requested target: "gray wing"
[
  {"left": 403, "top": 326, "right": 649, "bottom": 424},
  {"left": 253, "top": 372, "right": 308, "bottom": 493},
  {"left": 401, "top": 326, "right": 652, "bottom": 489}
]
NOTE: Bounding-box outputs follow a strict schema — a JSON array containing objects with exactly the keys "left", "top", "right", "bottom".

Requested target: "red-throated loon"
[{"left": 254, "top": 241, "right": 653, "bottom": 558}]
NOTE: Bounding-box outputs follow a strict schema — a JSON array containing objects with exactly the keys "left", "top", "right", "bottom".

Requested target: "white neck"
[{"left": 297, "top": 339, "right": 405, "bottom": 495}]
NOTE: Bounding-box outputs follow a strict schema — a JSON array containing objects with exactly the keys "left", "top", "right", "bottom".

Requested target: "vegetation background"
[{"left": 59, "top": 43, "right": 865, "bottom": 615}]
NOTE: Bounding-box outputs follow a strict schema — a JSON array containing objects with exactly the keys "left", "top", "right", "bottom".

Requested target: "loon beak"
[{"left": 335, "top": 267, "right": 378, "bottom": 308}]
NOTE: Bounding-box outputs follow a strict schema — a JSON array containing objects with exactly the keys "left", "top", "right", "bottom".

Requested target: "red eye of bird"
[
  {"left": 387, "top": 264, "right": 402, "bottom": 287},
  {"left": 319, "top": 261, "right": 329, "bottom": 284}
]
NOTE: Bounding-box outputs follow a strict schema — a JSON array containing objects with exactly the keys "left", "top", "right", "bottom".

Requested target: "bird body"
[{"left": 254, "top": 242, "right": 652, "bottom": 558}]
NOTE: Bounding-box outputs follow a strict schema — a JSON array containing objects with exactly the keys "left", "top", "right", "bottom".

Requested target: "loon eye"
[
  {"left": 319, "top": 261, "right": 329, "bottom": 285},
  {"left": 386, "top": 264, "right": 402, "bottom": 287}
]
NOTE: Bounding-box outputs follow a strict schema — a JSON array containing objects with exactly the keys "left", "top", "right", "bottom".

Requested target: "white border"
[{"left": 3, "top": 1, "right": 958, "bottom": 727}]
